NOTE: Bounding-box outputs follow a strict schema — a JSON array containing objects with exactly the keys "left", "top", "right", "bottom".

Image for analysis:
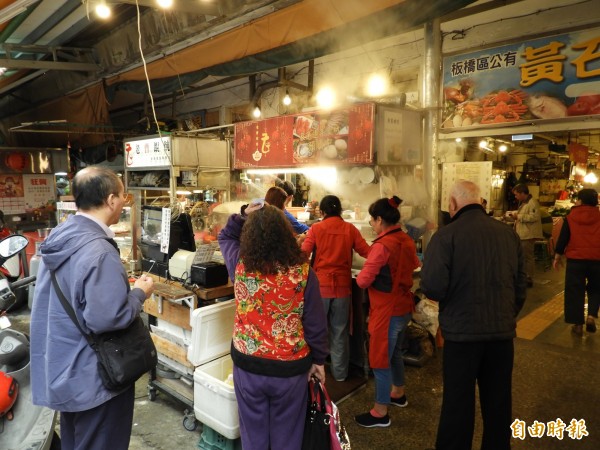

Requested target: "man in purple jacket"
[{"left": 30, "top": 166, "right": 154, "bottom": 450}]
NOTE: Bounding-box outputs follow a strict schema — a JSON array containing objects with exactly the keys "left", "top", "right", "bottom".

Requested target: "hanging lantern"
[{"left": 4, "top": 153, "right": 27, "bottom": 172}]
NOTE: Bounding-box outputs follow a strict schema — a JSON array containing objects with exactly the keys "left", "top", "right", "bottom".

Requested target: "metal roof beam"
[{"left": 0, "top": 58, "right": 98, "bottom": 71}]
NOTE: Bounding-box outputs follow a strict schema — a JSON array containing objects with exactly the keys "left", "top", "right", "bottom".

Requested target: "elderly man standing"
[
  {"left": 420, "top": 180, "right": 527, "bottom": 450},
  {"left": 30, "top": 166, "right": 154, "bottom": 450}
]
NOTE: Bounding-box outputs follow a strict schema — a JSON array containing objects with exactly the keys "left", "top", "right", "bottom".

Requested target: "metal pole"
[{"left": 422, "top": 19, "right": 442, "bottom": 247}]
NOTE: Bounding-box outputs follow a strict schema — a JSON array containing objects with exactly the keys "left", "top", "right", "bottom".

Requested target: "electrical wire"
[{"left": 135, "top": 0, "right": 173, "bottom": 167}]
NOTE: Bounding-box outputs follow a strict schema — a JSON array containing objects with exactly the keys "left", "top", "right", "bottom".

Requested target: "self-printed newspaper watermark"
[{"left": 511, "top": 418, "right": 589, "bottom": 440}]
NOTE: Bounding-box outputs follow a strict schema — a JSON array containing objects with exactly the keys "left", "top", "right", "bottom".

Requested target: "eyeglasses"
[{"left": 122, "top": 192, "right": 133, "bottom": 206}]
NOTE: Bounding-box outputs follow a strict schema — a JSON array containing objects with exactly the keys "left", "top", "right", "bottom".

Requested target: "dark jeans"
[
  {"left": 60, "top": 385, "right": 135, "bottom": 450},
  {"left": 436, "top": 340, "right": 514, "bottom": 450},
  {"left": 564, "top": 259, "right": 600, "bottom": 324}
]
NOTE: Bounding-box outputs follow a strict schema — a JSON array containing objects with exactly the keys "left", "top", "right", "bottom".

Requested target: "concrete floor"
[{"left": 8, "top": 260, "right": 600, "bottom": 449}]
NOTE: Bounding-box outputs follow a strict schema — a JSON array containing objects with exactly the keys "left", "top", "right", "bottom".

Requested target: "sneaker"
[
  {"left": 354, "top": 411, "right": 390, "bottom": 428},
  {"left": 586, "top": 318, "right": 597, "bottom": 333},
  {"left": 390, "top": 395, "right": 408, "bottom": 407},
  {"left": 571, "top": 324, "right": 583, "bottom": 336}
]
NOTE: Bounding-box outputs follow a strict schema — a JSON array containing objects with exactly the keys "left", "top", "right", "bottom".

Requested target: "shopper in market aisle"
[
  {"left": 511, "top": 183, "right": 543, "bottom": 287},
  {"left": 353, "top": 196, "right": 420, "bottom": 428},
  {"left": 276, "top": 179, "right": 310, "bottom": 234},
  {"left": 553, "top": 188, "right": 600, "bottom": 336},
  {"left": 30, "top": 166, "right": 155, "bottom": 450},
  {"left": 301, "top": 195, "right": 370, "bottom": 382},
  {"left": 264, "top": 184, "right": 308, "bottom": 235},
  {"left": 420, "top": 180, "right": 527, "bottom": 450},
  {"left": 218, "top": 202, "right": 328, "bottom": 450}
]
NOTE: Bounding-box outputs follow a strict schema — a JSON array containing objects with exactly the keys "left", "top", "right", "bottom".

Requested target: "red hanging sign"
[{"left": 234, "top": 103, "right": 374, "bottom": 169}]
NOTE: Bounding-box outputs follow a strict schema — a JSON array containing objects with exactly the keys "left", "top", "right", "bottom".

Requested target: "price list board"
[{"left": 441, "top": 162, "right": 492, "bottom": 211}]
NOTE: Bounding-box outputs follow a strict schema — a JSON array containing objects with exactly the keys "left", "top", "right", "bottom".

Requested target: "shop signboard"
[
  {"left": 233, "top": 103, "right": 374, "bottom": 169},
  {"left": 124, "top": 136, "right": 172, "bottom": 168},
  {"left": 442, "top": 28, "right": 600, "bottom": 130}
]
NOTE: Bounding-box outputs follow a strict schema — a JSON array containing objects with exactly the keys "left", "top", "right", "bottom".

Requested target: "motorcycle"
[{"left": 0, "top": 234, "right": 59, "bottom": 450}]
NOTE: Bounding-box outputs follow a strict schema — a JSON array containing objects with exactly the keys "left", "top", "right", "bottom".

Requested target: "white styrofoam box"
[
  {"left": 193, "top": 354, "right": 239, "bottom": 439},
  {"left": 187, "top": 299, "right": 235, "bottom": 366}
]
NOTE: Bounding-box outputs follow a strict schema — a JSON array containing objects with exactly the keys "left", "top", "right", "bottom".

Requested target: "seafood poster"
[
  {"left": 442, "top": 28, "right": 600, "bottom": 129},
  {"left": 233, "top": 103, "right": 374, "bottom": 168}
]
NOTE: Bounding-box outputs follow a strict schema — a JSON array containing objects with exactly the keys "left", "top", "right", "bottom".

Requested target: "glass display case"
[{"left": 55, "top": 200, "right": 133, "bottom": 264}]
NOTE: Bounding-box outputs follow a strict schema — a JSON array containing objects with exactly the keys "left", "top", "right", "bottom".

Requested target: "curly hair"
[
  {"left": 240, "top": 205, "right": 307, "bottom": 274},
  {"left": 368, "top": 195, "right": 403, "bottom": 225},
  {"left": 264, "top": 186, "right": 288, "bottom": 210}
]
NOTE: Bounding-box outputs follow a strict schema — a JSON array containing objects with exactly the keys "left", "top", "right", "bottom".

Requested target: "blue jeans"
[
  {"left": 322, "top": 297, "right": 350, "bottom": 380},
  {"left": 373, "top": 314, "right": 411, "bottom": 404}
]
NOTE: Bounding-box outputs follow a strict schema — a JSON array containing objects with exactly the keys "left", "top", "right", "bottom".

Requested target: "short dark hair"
[
  {"left": 264, "top": 186, "right": 288, "bottom": 210},
  {"left": 320, "top": 195, "right": 342, "bottom": 217},
  {"left": 72, "top": 166, "right": 123, "bottom": 210},
  {"left": 577, "top": 188, "right": 599, "bottom": 206},
  {"left": 513, "top": 184, "right": 529, "bottom": 195},
  {"left": 280, "top": 180, "right": 296, "bottom": 197},
  {"left": 368, "top": 196, "right": 402, "bottom": 225}
]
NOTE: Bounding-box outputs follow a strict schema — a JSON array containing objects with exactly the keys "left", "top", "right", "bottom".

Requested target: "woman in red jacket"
[
  {"left": 354, "top": 196, "right": 420, "bottom": 428},
  {"left": 301, "top": 195, "right": 370, "bottom": 381}
]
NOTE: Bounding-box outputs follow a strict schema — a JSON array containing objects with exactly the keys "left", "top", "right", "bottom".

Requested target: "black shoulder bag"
[{"left": 50, "top": 271, "right": 157, "bottom": 391}]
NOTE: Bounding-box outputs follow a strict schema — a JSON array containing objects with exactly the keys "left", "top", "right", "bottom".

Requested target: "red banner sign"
[{"left": 234, "top": 103, "right": 374, "bottom": 169}]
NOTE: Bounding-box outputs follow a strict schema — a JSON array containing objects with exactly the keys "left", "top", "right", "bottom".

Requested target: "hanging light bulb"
[
  {"left": 156, "top": 0, "right": 173, "bottom": 8},
  {"left": 95, "top": 2, "right": 111, "bottom": 19},
  {"left": 316, "top": 86, "right": 336, "bottom": 109},
  {"left": 584, "top": 171, "right": 598, "bottom": 184},
  {"left": 479, "top": 139, "right": 488, "bottom": 149},
  {"left": 252, "top": 105, "right": 261, "bottom": 119},
  {"left": 282, "top": 91, "right": 292, "bottom": 106},
  {"left": 498, "top": 144, "right": 508, "bottom": 152}
]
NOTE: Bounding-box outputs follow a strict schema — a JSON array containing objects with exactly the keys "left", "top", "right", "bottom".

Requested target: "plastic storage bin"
[
  {"left": 198, "top": 425, "right": 242, "bottom": 450},
  {"left": 193, "top": 355, "right": 239, "bottom": 440},
  {"left": 188, "top": 300, "right": 238, "bottom": 440}
]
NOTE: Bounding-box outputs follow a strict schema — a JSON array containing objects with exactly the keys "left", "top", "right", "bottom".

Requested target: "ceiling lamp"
[
  {"left": 95, "top": 2, "right": 111, "bottom": 19},
  {"left": 282, "top": 91, "right": 292, "bottom": 106},
  {"left": 316, "top": 86, "right": 336, "bottom": 109},
  {"left": 498, "top": 144, "right": 508, "bottom": 152},
  {"left": 584, "top": 172, "right": 598, "bottom": 184},
  {"left": 366, "top": 73, "right": 388, "bottom": 97},
  {"left": 252, "top": 105, "right": 261, "bottom": 119},
  {"left": 156, "top": 0, "right": 173, "bottom": 8}
]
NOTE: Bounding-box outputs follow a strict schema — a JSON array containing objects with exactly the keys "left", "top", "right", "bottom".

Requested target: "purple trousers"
[{"left": 233, "top": 365, "right": 308, "bottom": 450}]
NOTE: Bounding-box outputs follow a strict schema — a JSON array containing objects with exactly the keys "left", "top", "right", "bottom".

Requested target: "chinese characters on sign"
[
  {"left": 511, "top": 418, "right": 589, "bottom": 440},
  {"left": 125, "top": 137, "right": 172, "bottom": 168},
  {"left": 233, "top": 103, "right": 374, "bottom": 169},
  {"left": 443, "top": 28, "right": 600, "bottom": 129}
]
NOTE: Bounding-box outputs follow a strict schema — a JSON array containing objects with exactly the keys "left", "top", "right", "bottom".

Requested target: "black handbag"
[
  {"left": 302, "top": 377, "right": 331, "bottom": 450},
  {"left": 50, "top": 271, "right": 157, "bottom": 391}
]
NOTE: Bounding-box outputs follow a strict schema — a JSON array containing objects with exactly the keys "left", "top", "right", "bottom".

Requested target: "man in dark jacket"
[
  {"left": 553, "top": 188, "right": 600, "bottom": 335},
  {"left": 420, "top": 180, "right": 527, "bottom": 450}
]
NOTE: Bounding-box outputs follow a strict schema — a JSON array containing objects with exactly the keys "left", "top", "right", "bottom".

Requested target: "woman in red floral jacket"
[{"left": 218, "top": 203, "right": 328, "bottom": 450}]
